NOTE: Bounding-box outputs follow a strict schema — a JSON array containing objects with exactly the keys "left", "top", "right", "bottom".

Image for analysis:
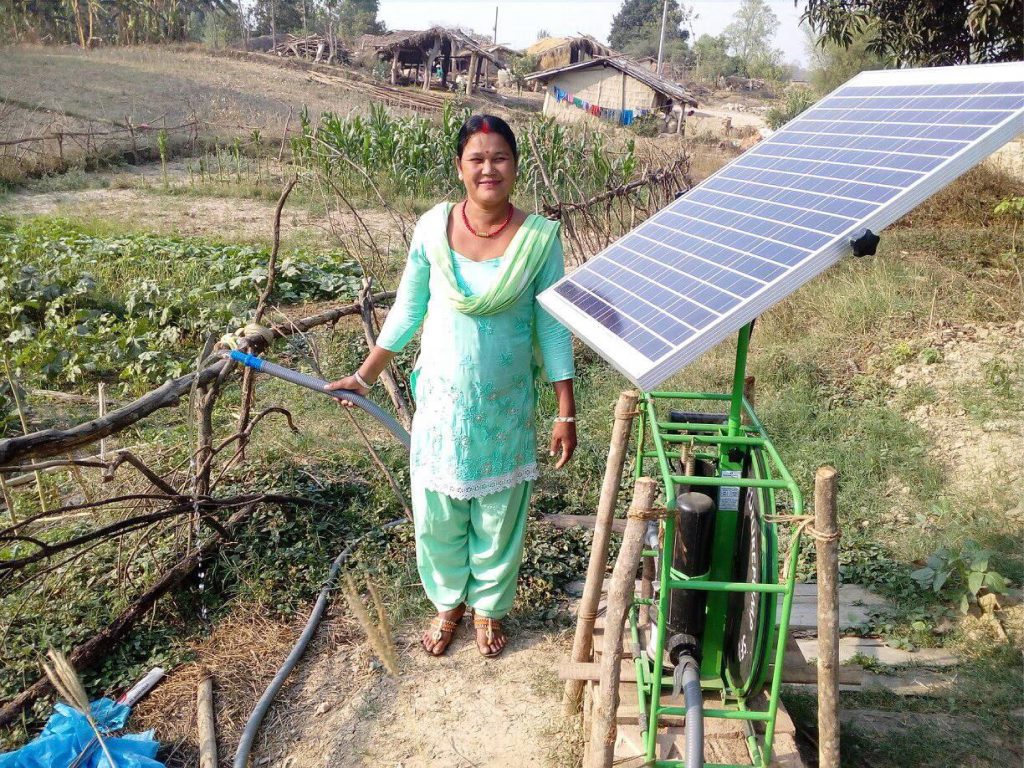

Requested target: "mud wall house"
[
  {"left": 526, "top": 57, "right": 697, "bottom": 132},
  {"left": 362, "top": 27, "right": 506, "bottom": 94}
]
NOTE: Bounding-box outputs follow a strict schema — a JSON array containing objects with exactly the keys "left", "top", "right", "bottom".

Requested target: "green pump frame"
[{"left": 629, "top": 322, "right": 805, "bottom": 767}]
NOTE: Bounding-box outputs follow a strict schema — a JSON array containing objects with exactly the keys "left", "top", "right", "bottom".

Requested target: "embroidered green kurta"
[{"left": 376, "top": 202, "right": 575, "bottom": 500}]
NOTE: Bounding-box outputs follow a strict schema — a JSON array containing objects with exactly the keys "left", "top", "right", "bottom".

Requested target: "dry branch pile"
[
  {"left": 271, "top": 34, "right": 351, "bottom": 64},
  {"left": 305, "top": 70, "right": 449, "bottom": 113},
  {"left": 537, "top": 155, "right": 692, "bottom": 266}
]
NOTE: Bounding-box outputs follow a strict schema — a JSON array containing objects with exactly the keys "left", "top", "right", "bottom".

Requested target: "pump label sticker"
[{"left": 719, "top": 470, "right": 742, "bottom": 511}]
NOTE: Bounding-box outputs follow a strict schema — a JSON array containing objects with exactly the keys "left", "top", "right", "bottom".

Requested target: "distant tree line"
[
  {"left": 609, "top": 0, "right": 791, "bottom": 84},
  {"left": 606, "top": 0, "right": 1021, "bottom": 92},
  {"left": 0, "top": 0, "right": 384, "bottom": 48}
]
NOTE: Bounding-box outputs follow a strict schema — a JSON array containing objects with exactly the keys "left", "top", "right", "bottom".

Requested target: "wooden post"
[
  {"left": 467, "top": 53, "right": 478, "bottom": 95},
  {"left": 815, "top": 466, "right": 840, "bottom": 768},
  {"left": 97, "top": 383, "right": 108, "bottom": 462},
  {"left": 196, "top": 672, "right": 217, "bottom": 768},
  {"left": 0, "top": 474, "right": 16, "bottom": 528},
  {"left": 4, "top": 358, "right": 46, "bottom": 512},
  {"left": 589, "top": 476, "right": 659, "bottom": 768},
  {"left": 390, "top": 55, "right": 399, "bottom": 85},
  {"left": 563, "top": 390, "right": 639, "bottom": 714}
]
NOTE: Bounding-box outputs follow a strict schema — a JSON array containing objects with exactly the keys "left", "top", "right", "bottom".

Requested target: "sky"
[{"left": 377, "top": 1, "right": 811, "bottom": 66}]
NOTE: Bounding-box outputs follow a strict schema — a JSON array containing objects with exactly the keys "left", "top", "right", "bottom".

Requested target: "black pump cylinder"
[{"left": 666, "top": 491, "right": 716, "bottom": 662}]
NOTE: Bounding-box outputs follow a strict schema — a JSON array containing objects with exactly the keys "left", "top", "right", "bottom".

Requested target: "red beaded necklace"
[{"left": 461, "top": 200, "right": 515, "bottom": 239}]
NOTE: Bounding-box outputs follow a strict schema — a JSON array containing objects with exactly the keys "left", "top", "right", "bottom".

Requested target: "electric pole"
[
  {"left": 656, "top": 0, "right": 668, "bottom": 77},
  {"left": 493, "top": 6, "right": 498, "bottom": 44}
]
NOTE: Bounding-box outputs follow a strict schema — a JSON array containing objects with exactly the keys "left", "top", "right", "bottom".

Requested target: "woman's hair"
[{"left": 456, "top": 114, "right": 518, "bottom": 162}]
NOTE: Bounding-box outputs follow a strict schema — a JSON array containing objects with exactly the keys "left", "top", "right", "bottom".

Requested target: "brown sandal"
[
  {"left": 422, "top": 615, "right": 461, "bottom": 656},
  {"left": 473, "top": 615, "right": 506, "bottom": 658}
]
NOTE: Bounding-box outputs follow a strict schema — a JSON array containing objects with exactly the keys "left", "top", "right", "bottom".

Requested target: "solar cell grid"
[{"left": 539, "top": 62, "right": 1024, "bottom": 389}]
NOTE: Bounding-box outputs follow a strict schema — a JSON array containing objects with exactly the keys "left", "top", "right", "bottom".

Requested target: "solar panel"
[{"left": 537, "top": 62, "right": 1024, "bottom": 390}]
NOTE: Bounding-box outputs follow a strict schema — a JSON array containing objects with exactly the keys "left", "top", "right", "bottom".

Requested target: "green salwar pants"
[{"left": 413, "top": 480, "right": 532, "bottom": 619}]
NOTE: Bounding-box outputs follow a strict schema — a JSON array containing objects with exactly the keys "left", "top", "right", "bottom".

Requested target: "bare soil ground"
[
  {"left": 0, "top": 45, "right": 369, "bottom": 140},
  {"left": 264, "top": 624, "right": 571, "bottom": 768},
  {"left": 3, "top": 159, "right": 406, "bottom": 250},
  {"left": 134, "top": 604, "right": 574, "bottom": 768},
  {"left": 890, "top": 321, "right": 1024, "bottom": 499}
]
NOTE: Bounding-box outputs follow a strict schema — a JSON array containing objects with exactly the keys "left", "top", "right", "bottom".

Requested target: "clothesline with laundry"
[{"left": 551, "top": 85, "right": 654, "bottom": 126}]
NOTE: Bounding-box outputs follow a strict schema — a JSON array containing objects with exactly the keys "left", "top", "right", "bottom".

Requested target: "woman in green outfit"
[{"left": 326, "top": 115, "right": 577, "bottom": 658}]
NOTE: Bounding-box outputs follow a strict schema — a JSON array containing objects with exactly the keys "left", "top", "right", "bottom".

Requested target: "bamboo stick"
[
  {"left": 4, "top": 358, "right": 47, "bottom": 513},
  {"left": 0, "top": 474, "right": 17, "bottom": 528},
  {"left": 563, "top": 390, "right": 639, "bottom": 715},
  {"left": 589, "top": 476, "right": 658, "bottom": 768},
  {"left": 98, "top": 383, "right": 107, "bottom": 462},
  {"left": 197, "top": 672, "right": 217, "bottom": 768},
  {"left": 815, "top": 466, "right": 840, "bottom": 768}
]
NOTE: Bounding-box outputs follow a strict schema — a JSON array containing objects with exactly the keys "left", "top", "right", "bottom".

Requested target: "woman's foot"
[
  {"left": 473, "top": 614, "right": 507, "bottom": 658},
  {"left": 421, "top": 604, "right": 466, "bottom": 656}
]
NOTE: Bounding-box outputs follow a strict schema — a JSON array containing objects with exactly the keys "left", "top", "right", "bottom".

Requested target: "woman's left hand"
[{"left": 549, "top": 421, "right": 577, "bottom": 469}]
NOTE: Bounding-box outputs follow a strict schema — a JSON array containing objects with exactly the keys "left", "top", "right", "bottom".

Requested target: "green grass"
[
  {"left": 955, "top": 352, "right": 1024, "bottom": 423},
  {"left": 783, "top": 644, "right": 1023, "bottom": 767}
]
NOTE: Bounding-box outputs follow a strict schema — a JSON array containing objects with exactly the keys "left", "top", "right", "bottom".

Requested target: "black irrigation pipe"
[{"left": 229, "top": 352, "right": 412, "bottom": 768}]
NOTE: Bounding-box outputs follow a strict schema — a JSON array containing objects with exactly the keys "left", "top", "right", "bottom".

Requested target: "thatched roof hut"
[
  {"left": 360, "top": 27, "right": 507, "bottom": 93},
  {"left": 525, "top": 35, "right": 615, "bottom": 70}
]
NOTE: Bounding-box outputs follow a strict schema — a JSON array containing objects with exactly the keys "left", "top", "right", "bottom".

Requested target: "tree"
[
  {"left": 336, "top": 0, "right": 384, "bottom": 39},
  {"left": 803, "top": 21, "right": 886, "bottom": 94},
  {"left": 536, "top": 28, "right": 551, "bottom": 40},
  {"left": 507, "top": 54, "right": 539, "bottom": 94},
  {"left": 691, "top": 33, "right": 741, "bottom": 84},
  {"left": 250, "top": 0, "right": 302, "bottom": 36},
  {"left": 723, "top": 0, "right": 782, "bottom": 76},
  {"left": 801, "top": 0, "right": 1023, "bottom": 66},
  {"left": 1, "top": 0, "right": 239, "bottom": 45},
  {"left": 609, "top": 0, "right": 691, "bottom": 51}
]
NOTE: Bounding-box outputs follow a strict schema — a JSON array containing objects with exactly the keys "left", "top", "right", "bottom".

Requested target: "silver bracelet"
[
  {"left": 354, "top": 370, "right": 374, "bottom": 389},
  {"left": 553, "top": 416, "right": 576, "bottom": 423}
]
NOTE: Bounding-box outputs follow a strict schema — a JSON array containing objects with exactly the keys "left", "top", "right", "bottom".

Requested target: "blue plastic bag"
[{"left": 0, "top": 698, "right": 163, "bottom": 768}]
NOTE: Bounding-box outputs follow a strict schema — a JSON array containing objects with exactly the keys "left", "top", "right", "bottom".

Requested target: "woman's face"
[{"left": 457, "top": 131, "right": 517, "bottom": 206}]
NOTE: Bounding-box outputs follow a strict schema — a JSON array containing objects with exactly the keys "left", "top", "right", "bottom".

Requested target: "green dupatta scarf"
[{"left": 422, "top": 202, "right": 561, "bottom": 316}]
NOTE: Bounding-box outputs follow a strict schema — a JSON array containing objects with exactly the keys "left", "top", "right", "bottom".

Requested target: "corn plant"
[{"left": 295, "top": 105, "right": 639, "bottom": 208}]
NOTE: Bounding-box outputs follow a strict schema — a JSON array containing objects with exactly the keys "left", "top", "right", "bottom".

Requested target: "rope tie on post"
[
  {"left": 627, "top": 506, "right": 672, "bottom": 522},
  {"left": 764, "top": 513, "right": 842, "bottom": 543},
  {"left": 766, "top": 512, "right": 842, "bottom": 582}
]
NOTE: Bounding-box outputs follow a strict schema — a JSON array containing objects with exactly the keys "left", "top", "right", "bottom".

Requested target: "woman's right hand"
[{"left": 324, "top": 375, "right": 369, "bottom": 408}]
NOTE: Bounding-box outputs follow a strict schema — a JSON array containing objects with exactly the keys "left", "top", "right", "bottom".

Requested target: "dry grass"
[
  {"left": 895, "top": 164, "right": 1023, "bottom": 229},
  {"left": 0, "top": 43, "right": 424, "bottom": 185},
  {"left": 131, "top": 607, "right": 306, "bottom": 767},
  {"left": 130, "top": 599, "right": 373, "bottom": 768},
  {"left": 0, "top": 44, "right": 372, "bottom": 139}
]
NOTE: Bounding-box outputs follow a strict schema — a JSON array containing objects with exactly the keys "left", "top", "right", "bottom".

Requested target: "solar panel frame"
[{"left": 538, "top": 62, "right": 1024, "bottom": 390}]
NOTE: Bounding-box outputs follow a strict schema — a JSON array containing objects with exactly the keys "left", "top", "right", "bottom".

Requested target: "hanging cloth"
[{"left": 420, "top": 202, "right": 561, "bottom": 317}]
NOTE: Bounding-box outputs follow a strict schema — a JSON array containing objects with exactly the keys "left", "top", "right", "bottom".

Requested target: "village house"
[
  {"left": 357, "top": 27, "right": 506, "bottom": 94},
  {"left": 525, "top": 56, "right": 698, "bottom": 132}
]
